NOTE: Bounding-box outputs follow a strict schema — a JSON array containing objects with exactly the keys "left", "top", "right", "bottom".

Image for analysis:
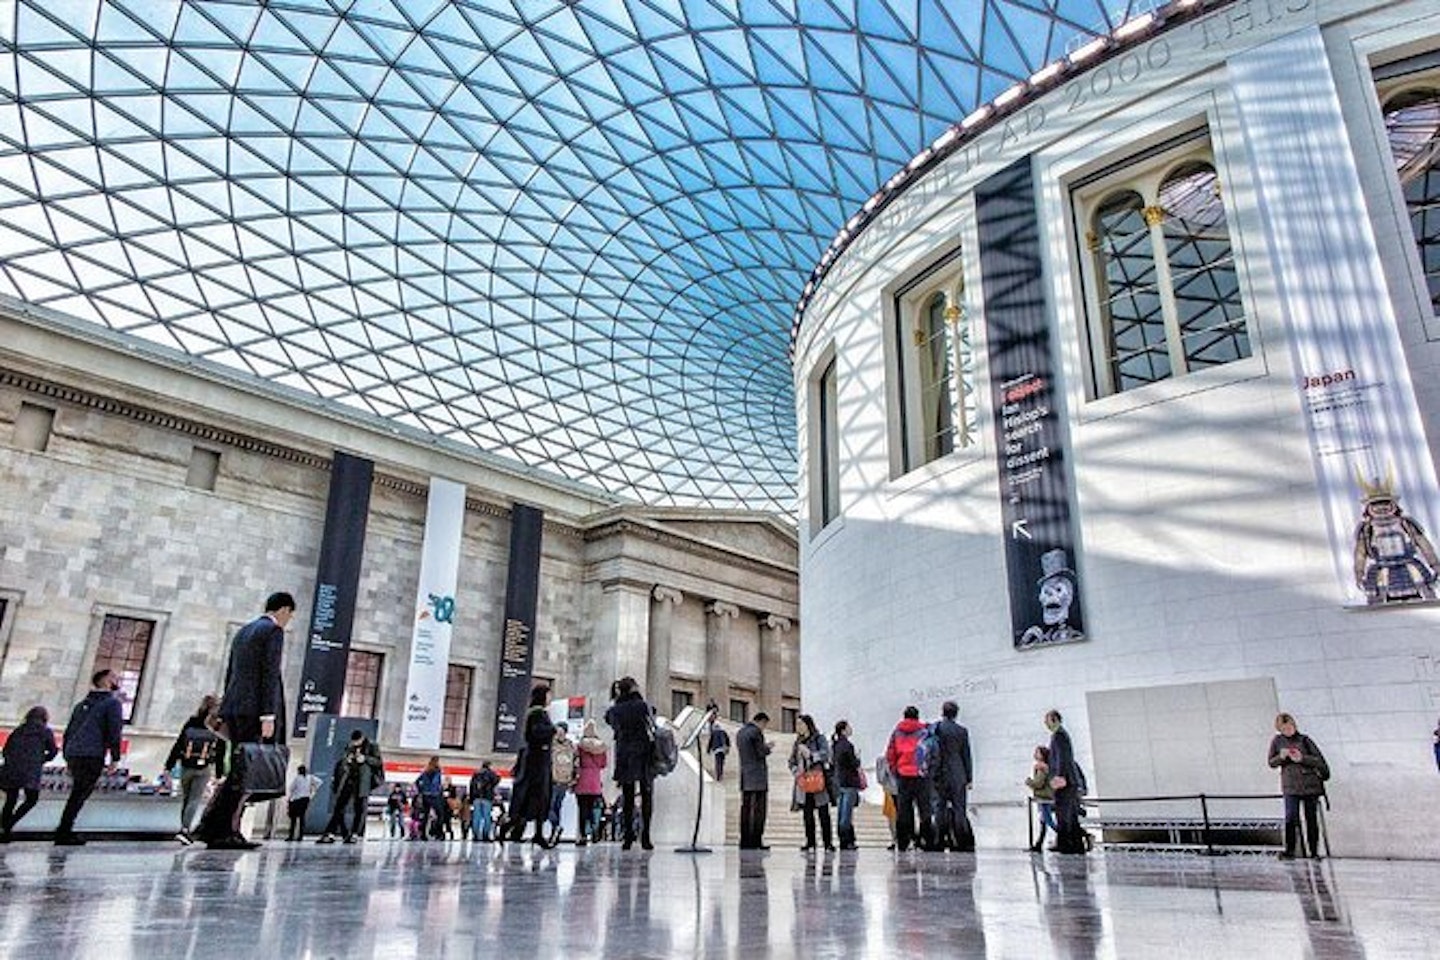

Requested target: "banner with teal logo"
[{"left": 399, "top": 477, "right": 467, "bottom": 749}]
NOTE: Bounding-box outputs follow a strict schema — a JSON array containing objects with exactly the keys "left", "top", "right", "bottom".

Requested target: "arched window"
[
  {"left": 1383, "top": 86, "right": 1440, "bottom": 316},
  {"left": 1159, "top": 161, "right": 1248, "bottom": 369},
  {"left": 1093, "top": 189, "right": 1168, "bottom": 392},
  {"left": 1078, "top": 138, "right": 1251, "bottom": 398}
]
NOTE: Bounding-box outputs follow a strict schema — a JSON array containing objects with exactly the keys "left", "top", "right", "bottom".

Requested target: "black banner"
[
  {"left": 492, "top": 503, "right": 544, "bottom": 752},
  {"left": 293, "top": 450, "right": 374, "bottom": 737},
  {"left": 976, "top": 158, "right": 1086, "bottom": 651}
]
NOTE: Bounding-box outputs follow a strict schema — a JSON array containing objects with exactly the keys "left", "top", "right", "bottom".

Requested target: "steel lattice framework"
[{"left": 0, "top": 0, "right": 1148, "bottom": 510}]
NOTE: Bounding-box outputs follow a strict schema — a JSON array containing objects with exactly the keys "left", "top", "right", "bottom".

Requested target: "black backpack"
[{"left": 179, "top": 726, "right": 219, "bottom": 768}]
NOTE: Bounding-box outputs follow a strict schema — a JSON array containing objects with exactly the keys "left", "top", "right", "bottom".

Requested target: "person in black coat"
[
  {"left": 503, "top": 684, "right": 556, "bottom": 845},
  {"left": 736, "top": 712, "right": 772, "bottom": 850},
  {"left": 1044, "top": 709, "right": 1086, "bottom": 854},
  {"left": 55, "top": 671, "right": 125, "bottom": 845},
  {"left": 604, "top": 676, "right": 654, "bottom": 850},
  {"left": 933, "top": 700, "right": 975, "bottom": 851},
  {"left": 0, "top": 706, "right": 59, "bottom": 840},
  {"left": 195, "top": 591, "right": 295, "bottom": 850}
]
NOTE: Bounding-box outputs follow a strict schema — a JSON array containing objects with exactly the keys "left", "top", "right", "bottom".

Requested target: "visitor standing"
[
  {"left": 1044, "top": 709, "right": 1086, "bottom": 855},
  {"left": 831, "top": 720, "right": 863, "bottom": 850},
  {"left": 707, "top": 716, "right": 731, "bottom": 780},
  {"left": 549, "top": 721, "right": 578, "bottom": 844},
  {"left": 575, "top": 720, "right": 608, "bottom": 846},
  {"left": 163, "top": 693, "right": 221, "bottom": 846},
  {"left": 605, "top": 676, "right": 655, "bottom": 851},
  {"left": 317, "top": 729, "right": 383, "bottom": 844},
  {"left": 386, "top": 785, "right": 405, "bottom": 838},
  {"left": 505, "top": 684, "right": 557, "bottom": 845},
  {"left": 286, "top": 764, "right": 320, "bottom": 841},
  {"left": 932, "top": 700, "right": 974, "bottom": 852},
  {"left": 469, "top": 761, "right": 500, "bottom": 840},
  {"left": 54, "top": 669, "right": 125, "bottom": 846},
  {"left": 415, "top": 757, "right": 445, "bottom": 840},
  {"left": 195, "top": 591, "right": 295, "bottom": 850},
  {"left": 1268, "top": 712, "right": 1330, "bottom": 860},
  {"left": 1026, "top": 745, "right": 1056, "bottom": 852},
  {"left": 789, "top": 714, "right": 835, "bottom": 851},
  {"left": 0, "top": 706, "right": 58, "bottom": 841},
  {"left": 737, "top": 711, "right": 772, "bottom": 850},
  {"left": 885, "top": 705, "right": 933, "bottom": 852}
]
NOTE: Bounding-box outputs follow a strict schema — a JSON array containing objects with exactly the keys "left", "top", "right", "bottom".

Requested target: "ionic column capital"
[
  {"left": 761, "top": 614, "right": 792, "bottom": 633},
  {"left": 706, "top": 600, "right": 740, "bottom": 619},
  {"left": 652, "top": 585, "right": 684, "bottom": 605}
]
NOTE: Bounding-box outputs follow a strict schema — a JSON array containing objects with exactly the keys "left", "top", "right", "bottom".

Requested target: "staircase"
[{"left": 701, "top": 718, "right": 894, "bottom": 849}]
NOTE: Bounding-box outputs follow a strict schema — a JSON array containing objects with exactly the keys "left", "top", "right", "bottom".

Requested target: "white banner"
[
  {"left": 400, "top": 478, "right": 467, "bottom": 748},
  {"left": 1232, "top": 28, "right": 1440, "bottom": 606}
]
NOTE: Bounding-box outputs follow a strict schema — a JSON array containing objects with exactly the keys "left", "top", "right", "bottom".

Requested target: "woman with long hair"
[{"left": 788, "top": 713, "right": 834, "bottom": 851}]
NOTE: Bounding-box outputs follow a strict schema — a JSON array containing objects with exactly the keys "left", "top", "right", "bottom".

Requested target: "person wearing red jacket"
[{"left": 885, "top": 705, "right": 933, "bottom": 852}]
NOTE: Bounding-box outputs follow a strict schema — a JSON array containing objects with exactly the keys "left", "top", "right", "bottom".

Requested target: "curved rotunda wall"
[{"left": 794, "top": 0, "right": 1440, "bottom": 859}]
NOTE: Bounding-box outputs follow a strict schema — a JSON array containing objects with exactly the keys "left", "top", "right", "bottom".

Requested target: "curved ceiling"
[{"left": 0, "top": 0, "right": 1148, "bottom": 511}]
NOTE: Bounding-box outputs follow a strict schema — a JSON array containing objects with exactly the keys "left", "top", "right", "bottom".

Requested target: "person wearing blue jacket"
[
  {"left": 1, "top": 706, "right": 59, "bottom": 840},
  {"left": 415, "top": 756, "right": 446, "bottom": 840},
  {"left": 55, "top": 670, "right": 125, "bottom": 845}
]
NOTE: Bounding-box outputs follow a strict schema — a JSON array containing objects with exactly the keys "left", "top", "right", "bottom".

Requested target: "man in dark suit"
[
  {"left": 195, "top": 591, "right": 295, "bottom": 850},
  {"left": 736, "top": 711, "right": 772, "bottom": 850},
  {"left": 933, "top": 700, "right": 975, "bottom": 851},
  {"left": 1045, "top": 708, "right": 1086, "bottom": 854}
]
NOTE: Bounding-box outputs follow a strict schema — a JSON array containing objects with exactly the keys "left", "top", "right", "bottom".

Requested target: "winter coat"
[
  {"left": 0, "top": 718, "right": 59, "bottom": 790},
  {"left": 1026, "top": 762, "right": 1054, "bottom": 801},
  {"left": 511, "top": 706, "right": 556, "bottom": 821},
  {"left": 415, "top": 768, "right": 444, "bottom": 798},
  {"left": 62, "top": 690, "right": 124, "bottom": 763},
  {"left": 551, "top": 735, "right": 578, "bottom": 786},
  {"left": 332, "top": 739, "right": 384, "bottom": 796},
  {"left": 1268, "top": 732, "right": 1329, "bottom": 797},
  {"left": 832, "top": 735, "right": 863, "bottom": 790},
  {"left": 1047, "top": 726, "right": 1079, "bottom": 798},
  {"left": 886, "top": 718, "right": 928, "bottom": 778},
  {"left": 164, "top": 714, "right": 222, "bottom": 772},
  {"left": 469, "top": 768, "right": 499, "bottom": 802},
  {"left": 789, "top": 732, "right": 832, "bottom": 808},
  {"left": 707, "top": 725, "right": 731, "bottom": 756},
  {"left": 219, "top": 614, "right": 287, "bottom": 743},
  {"left": 605, "top": 691, "right": 654, "bottom": 785},
  {"left": 576, "top": 736, "right": 608, "bottom": 796},
  {"left": 736, "top": 721, "right": 770, "bottom": 792},
  {"left": 933, "top": 718, "right": 974, "bottom": 797}
]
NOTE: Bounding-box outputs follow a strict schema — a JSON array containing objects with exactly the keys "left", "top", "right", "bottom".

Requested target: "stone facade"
[{"left": 0, "top": 310, "right": 799, "bottom": 778}]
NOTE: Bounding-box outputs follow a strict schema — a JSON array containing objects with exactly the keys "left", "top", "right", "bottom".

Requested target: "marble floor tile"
[{"left": 0, "top": 840, "right": 1434, "bottom": 959}]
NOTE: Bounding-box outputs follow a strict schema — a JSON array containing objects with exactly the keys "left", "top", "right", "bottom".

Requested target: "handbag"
[
  {"left": 234, "top": 742, "right": 290, "bottom": 802},
  {"left": 858, "top": 768, "right": 869, "bottom": 791},
  {"left": 797, "top": 767, "right": 826, "bottom": 794}
]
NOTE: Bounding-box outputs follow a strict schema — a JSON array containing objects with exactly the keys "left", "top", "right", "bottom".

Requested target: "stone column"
[
  {"left": 597, "top": 579, "right": 653, "bottom": 700},
  {"left": 703, "top": 601, "right": 739, "bottom": 710},
  {"left": 759, "top": 614, "right": 790, "bottom": 721},
  {"left": 647, "top": 586, "right": 683, "bottom": 711}
]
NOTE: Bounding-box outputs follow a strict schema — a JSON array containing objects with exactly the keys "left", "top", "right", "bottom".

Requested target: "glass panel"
[
  {"left": 1385, "top": 87, "right": 1440, "bottom": 316},
  {"left": 1158, "top": 161, "right": 1250, "bottom": 371},
  {"left": 93, "top": 615, "right": 155, "bottom": 723},
  {"left": 818, "top": 357, "right": 840, "bottom": 527},
  {"left": 728, "top": 699, "right": 748, "bottom": 724},
  {"left": 1093, "top": 190, "right": 1169, "bottom": 392},
  {"left": 916, "top": 291, "right": 955, "bottom": 463},
  {"left": 441, "top": 664, "right": 473, "bottom": 749},
  {"left": 340, "top": 650, "right": 382, "bottom": 720},
  {"left": 671, "top": 689, "right": 694, "bottom": 719}
]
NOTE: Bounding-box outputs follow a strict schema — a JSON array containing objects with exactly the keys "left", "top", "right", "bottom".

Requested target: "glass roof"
[{"left": 0, "top": 0, "right": 1146, "bottom": 511}]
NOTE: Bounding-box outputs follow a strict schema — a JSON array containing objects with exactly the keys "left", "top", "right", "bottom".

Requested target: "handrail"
[{"left": 1026, "top": 791, "right": 1330, "bottom": 857}]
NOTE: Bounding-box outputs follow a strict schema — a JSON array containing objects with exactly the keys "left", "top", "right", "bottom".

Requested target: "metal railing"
[{"left": 1027, "top": 792, "right": 1331, "bottom": 857}]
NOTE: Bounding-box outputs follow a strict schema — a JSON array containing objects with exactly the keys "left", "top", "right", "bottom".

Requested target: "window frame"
[
  {"left": 340, "top": 648, "right": 384, "bottom": 721},
  {"left": 807, "top": 343, "right": 842, "bottom": 535},
  {"left": 440, "top": 663, "right": 474, "bottom": 750},
  {"left": 88, "top": 610, "right": 162, "bottom": 725},
  {"left": 891, "top": 248, "right": 973, "bottom": 472},
  {"left": 1375, "top": 63, "right": 1440, "bottom": 323},
  {"left": 1072, "top": 129, "right": 1251, "bottom": 399}
]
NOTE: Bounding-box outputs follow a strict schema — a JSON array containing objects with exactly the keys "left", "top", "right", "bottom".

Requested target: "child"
[{"left": 1025, "top": 744, "right": 1056, "bottom": 852}]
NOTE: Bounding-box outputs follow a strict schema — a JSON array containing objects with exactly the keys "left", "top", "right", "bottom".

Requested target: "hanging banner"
[
  {"left": 293, "top": 450, "right": 374, "bottom": 737},
  {"left": 492, "top": 503, "right": 544, "bottom": 752},
  {"left": 1232, "top": 29, "right": 1440, "bottom": 607},
  {"left": 399, "top": 478, "right": 468, "bottom": 749},
  {"left": 977, "top": 157, "right": 1086, "bottom": 650}
]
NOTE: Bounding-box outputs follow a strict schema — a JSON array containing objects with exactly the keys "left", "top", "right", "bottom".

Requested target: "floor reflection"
[{"left": 0, "top": 843, "right": 1435, "bottom": 958}]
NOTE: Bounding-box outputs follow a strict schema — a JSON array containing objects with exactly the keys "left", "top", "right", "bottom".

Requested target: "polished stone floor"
[{"left": 0, "top": 840, "right": 1433, "bottom": 959}]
